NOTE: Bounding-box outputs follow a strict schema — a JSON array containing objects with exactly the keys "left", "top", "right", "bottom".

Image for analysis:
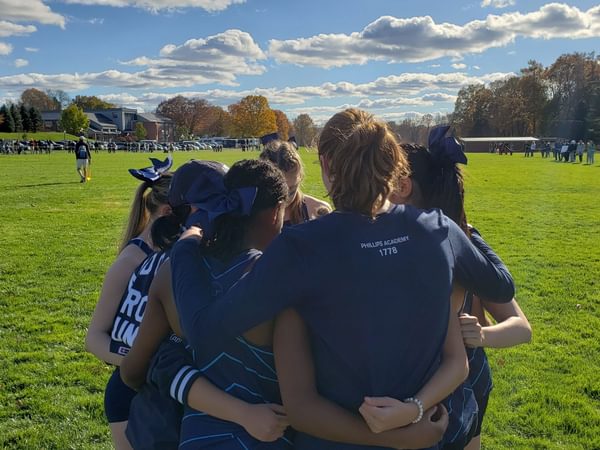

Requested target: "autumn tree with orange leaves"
[
  {"left": 273, "top": 109, "right": 291, "bottom": 140},
  {"left": 228, "top": 95, "right": 276, "bottom": 138}
]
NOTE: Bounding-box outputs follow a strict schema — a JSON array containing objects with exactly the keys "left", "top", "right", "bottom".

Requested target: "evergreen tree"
[
  {"left": 20, "top": 103, "right": 31, "bottom": 132},
  {"left": 0, "top": 105, "right": 7, "bottom": 132},
  {"left": 29, "top": 107, "right": 42, "bottom": 133},
  {"left": 10, "top": 104, "right": 22, "bottom": 132},
  {"left": 1, "top": 105, "right": 16, "bottom": 132}
]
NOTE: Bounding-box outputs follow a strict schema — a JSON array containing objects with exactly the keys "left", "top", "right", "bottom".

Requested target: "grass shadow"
[{"left": 15, "top": 181, "right": 82, "bottom": 188}]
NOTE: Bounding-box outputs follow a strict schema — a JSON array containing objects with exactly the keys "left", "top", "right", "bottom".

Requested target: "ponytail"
[
  {"left": 402, "top": 143, "right": 469, "bottom": 235},
  {"left": 151, "top": 204, "right": 191, "bottom": 251},
  {"left": 119, "top": 174, "right": 172, "bottom": 253},
  {"left": 318, "top": 108, "right": 409, "bottom": 217}
]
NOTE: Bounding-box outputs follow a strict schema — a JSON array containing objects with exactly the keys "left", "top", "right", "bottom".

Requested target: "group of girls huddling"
[{"left": 86, "top": 108, "right": 531, "bottom": 450}]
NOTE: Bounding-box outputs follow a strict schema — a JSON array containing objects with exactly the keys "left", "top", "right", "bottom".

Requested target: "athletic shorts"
[
  {"left": 76, "top": 159, "right": 89, "bottom": 170},
  {"left": 104, "top": 367, "right": 137, "bottom": 423}
]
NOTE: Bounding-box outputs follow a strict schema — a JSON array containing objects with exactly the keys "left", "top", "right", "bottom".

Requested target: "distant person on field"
[
  {"left": 75, "top": 136, "right": 92, "bottom": 183},
  {"left": 561, "top": 142, "right": 570, "bottom": 162},
  {"left": 586, "top": 140, "right": 596, "bottom": 165},
  {"left": 576, "top": 140, "right": 585, "bottom": 163},
  {"left": 553, "top": 141, "right": 561, "bottom": 161},
  {"left": 568, "top": 140, "right": 577, "bottom": 162}
]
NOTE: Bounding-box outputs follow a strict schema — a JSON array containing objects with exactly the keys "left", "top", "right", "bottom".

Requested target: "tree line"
[
  {"left": 452, "top": 52, "right": 600, "bottom": 140},
  {"left": 0, "top": 103, "right": 43, "bottom": 133},
  {"left": 155, "top": 95, "right": 319, "bottom": 146},
  {"left": 5, "top": 51, "right": 595, "bottom": 144}
]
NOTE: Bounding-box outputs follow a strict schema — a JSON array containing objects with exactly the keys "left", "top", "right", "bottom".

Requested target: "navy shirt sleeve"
[
  {"left": 171, "top": 233, "right": 306, "bottom": 349},
  {"left": 446, "top": 220, "right": 515, "bottom": 303},
  {"left": 147, "top": 335, "right": 201, "bottom": 406}
]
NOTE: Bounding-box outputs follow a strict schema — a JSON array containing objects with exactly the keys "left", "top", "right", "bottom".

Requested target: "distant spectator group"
[
  {"left": 518, "top": 139, "right": 596, "bottom": 164},
  {"left": 542, "top": 139, "right": 597, "bottom": 164}
]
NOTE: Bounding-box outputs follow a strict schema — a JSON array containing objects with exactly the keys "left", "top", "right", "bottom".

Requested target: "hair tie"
[
  {"left": 128, "top": 154, "right": 173, "bottom": 183},
  {"left": 428, "top": 126, "right": 467, "bottom": 167},
  {"left": 183, "top": 175, "right": 257, "bottom": 238}
]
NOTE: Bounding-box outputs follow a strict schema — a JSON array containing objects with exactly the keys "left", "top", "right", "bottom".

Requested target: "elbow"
[
  {"left": 521, "top": 321, "right": 532, "bottom": 344},
  {"left": 84, "top": 330, "right": 96, "bottom": 355},
  {"left": 281, "top": 397, "right": 313, "bottom": 432},
  {"left": 120, "top": 362, "right": 143, "bottom": 390}
]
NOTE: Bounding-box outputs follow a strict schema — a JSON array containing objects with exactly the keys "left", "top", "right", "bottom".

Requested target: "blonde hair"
[
  {"left": 260, "top": 140, "right": 307, "bottom": 225},
  {"left": 119, "top": 175, "right": 172, "bottom": 252},
  {"left": 318, "top": 108, "right": 409, "bottom": 216}
]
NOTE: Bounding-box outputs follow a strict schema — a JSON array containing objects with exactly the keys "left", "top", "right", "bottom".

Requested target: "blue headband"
[
  {"left": 183, "top": 175, "right": 257, "bottom": 238},
  {"left": 428, "top": 126, "right": 467, "bottom": 166},
  {"left": 128, "top": 154, "right": 173, "bottom": 183}
]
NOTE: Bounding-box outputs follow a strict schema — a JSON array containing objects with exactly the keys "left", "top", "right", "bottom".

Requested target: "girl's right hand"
[
  {"left": 240, "top": 403, "right": 289, "bottom": 442},
  {"left": 459, "top": 314, "right": 484, "bottom": 348}
]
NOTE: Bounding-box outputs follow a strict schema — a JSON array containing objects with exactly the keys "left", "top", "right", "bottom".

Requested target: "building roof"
[
  {"left": 137, "top": 112, "right": 173, "bottom": 123},
  {"left": 85, "top": 112, "right": 117, "bottom": 127},
  {"left": 460, "top": 137, "right": 540, "bottom": 142}
]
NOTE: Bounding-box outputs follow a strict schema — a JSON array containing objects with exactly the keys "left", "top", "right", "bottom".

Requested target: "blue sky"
[{"left": 0, "top": 0, "right": 599, "bottom": 122}]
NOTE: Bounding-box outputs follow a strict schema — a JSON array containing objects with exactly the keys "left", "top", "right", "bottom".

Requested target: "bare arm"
[
  {"left": 274, "top": 308, "right": 448, "bottom": 449},
  {"left": 461, "top": 298, "right": 531, "bottom": 349},
  {"left": 85, "top": 245, "right": 146, "bottom": 366},
  {"left": 413, "top": 303, "right": 468, "bottom": 408}
]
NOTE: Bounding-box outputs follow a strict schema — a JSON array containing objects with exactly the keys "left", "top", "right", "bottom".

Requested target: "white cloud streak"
[
  {"left": 74, "top": 71, "right": 510, "bottom": 114},
  {"left": 269, "top": 3, "right": 600, "bottom": 68},
  {"left": 0, "top": 42, "right": 13, "bottom": 55},
  {"left": 481, "top": 0, "right": 516, "bottom": 8},
  {"left": 0, "top": 0, "right": 65, "bottom": 27},
  {"left": 0, "top": 21, "right": 37, "bottom": 38},
  {"left": 61, "top": 0, "right": 245, "bottom": 12},
  {"left": 14, "top": 58, "right": 29, "bottom": 67}
]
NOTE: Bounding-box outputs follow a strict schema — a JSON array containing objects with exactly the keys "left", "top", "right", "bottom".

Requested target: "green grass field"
[{"left": 0, "top": 150, "right": 598, "bottom": 449}]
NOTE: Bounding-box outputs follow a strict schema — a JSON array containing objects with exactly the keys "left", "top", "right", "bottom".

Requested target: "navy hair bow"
[
  {"left": 128, "top": 154, "right": 173, "bottom": 183},
  {"left": 183, "top": 175, "right": 257, "bottom": 238},
  {"left": 428, "top": 126, "right": 467, "bottom": 166}
]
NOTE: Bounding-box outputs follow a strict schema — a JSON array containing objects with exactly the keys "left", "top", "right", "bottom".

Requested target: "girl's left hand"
[
  {"left": 459, "top": 314, "right": 484, "bottom": 348},
  {"left": 358, "top": 396, "right": 418, "bottom": 433}
]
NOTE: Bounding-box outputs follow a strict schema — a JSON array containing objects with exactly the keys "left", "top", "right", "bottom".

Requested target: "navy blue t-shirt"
[{"left": 171, "top": 205, "right": 514, "bottom": 449}]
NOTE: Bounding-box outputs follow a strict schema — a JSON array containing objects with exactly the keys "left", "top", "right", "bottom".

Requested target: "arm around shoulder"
[{"left": 449, "top": 223, "right": 515, "bottom": 303}]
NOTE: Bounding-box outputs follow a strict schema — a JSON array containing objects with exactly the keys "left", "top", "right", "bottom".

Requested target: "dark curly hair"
[{"left": 202, "top": 159, "right": 288, "bottom": 261}]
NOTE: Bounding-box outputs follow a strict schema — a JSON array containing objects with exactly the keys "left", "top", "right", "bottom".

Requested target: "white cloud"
[
  {"left": 120, "top": 29, "right": 266, "bottom": 85},
  {"left": 37, "top": 71, "right": 508, "bottom": 115},
  {"left": 473, "top": 65, "right": 481, "bottom": 70},
  {"left": 25, "top": 47, "right": 39, "bottom": 52},
  {"left": 452, "top": 63, "right": 467, "bottom": 69},
  {"left": 0, "top": 31, "right": 268, "bottom": 91},
  {"left": 481, "top": 0, "right": 516, "bottom": 8},
  {"left": 269, "top": 4, "right": 600, "bottom": 68},
  {"left": 61, "top": 0, "right": 245, "bottom": 12},
  {"left": 14, "top": 58, "right": 28, "bottom": 68},
  {"left": 0, "top": 42, "right": 13, "bottom": 55},
  {"left": 0, "top": 0, "right": 65, "bottom": 28},
  {"left": 0, "top": 21, "right": 37, "bottom": 38}
]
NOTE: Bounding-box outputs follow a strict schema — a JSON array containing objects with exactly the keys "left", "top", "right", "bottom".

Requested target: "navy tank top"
[{"left": 109, "top": 250, "right": 169, "bottom": 356}]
